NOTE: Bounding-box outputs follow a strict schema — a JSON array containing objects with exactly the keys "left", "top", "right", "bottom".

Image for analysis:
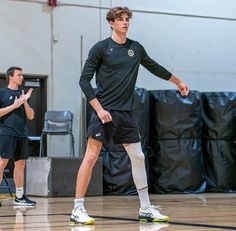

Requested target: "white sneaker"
[
  {"left": 139, "top": 205, "right": 169, "bottom": 222},
  {"left": 70, "top": 207, "right": 95, "bottom": 225},
  {"left": 139, "top": 222, "right": 169, "bottom": 231}
]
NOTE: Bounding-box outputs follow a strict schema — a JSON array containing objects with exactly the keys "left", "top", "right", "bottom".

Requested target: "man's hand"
[
  {"left": 176, "top": 82, "right": 189, "bottom": 96},
  {"left": 97, "top": 108, "right": 112, "bottom": 124},
  {"left": 13, "top": 95, "right": 26, "bottom": 109},
  {"left": 168, "top": 76, "right": 189, "bottom": 96},
  {"left": 89, "top": 98, "right": 112, "bottom": 124},
  {"left": 21, "top": 88, "right": 33, "bottom": 102}
]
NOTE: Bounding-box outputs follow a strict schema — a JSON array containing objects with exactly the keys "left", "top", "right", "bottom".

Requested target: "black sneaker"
[{"left": 14, "top": 195, "right": 36, "bottom": 206}]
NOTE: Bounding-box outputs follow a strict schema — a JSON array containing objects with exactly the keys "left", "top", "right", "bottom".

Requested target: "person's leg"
[
  {"left": 13, "top": 138, "right": 36, "bottom": 206},
  {"left": 123, "top": 142, "right": 150, "bottom": 208},
  {"left": 70, "top": 137, "right": 102, "bottom": 225},
  {"left": 0, "top": 136, "right": 12, "bottom": 207},
  {"left": 13, "top": 160, "right": 25, "bottom": 189},
  {"left": 75, "top": 137, "right": 102, "bottom": 198},
  {"left": 0, "top": 136, "right": 12, "bottom": 184},
  {"left": 0, "top": 157, "right": 8, "bottom": 207},
  {"left": 0, "top": 158, "right": 9, "bottom": 184},
  {"left": 14, "top": 160, "right": 25, "bottom": 199},
  {"left": 123, "top": 142, "right": 169, "bottom": 222},
  {"left": 0, "top": 158, "right": 9, "bottom": 207}
]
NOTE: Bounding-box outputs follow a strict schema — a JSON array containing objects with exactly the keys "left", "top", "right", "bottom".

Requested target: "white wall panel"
[
  {"left": 110, "top": 0, "right": 236, "bottom": 19},
  {"left": 58, "top": 0, "right": 100, "bottom": 6},
  {"left": 47, "top": 6, "right": 101, "bottom": 156},
  {"left": 129, "top": 13, "right": 236, "bottom": 90},
  {"left": 0, "top": 0, "right": 51, "bottom": 75}
]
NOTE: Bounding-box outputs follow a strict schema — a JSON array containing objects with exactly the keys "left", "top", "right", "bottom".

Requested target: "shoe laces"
[
  {"left": 76, "top": 207, "right": 86, "bottom": 213},
  {"left": 74, "top": 207, "right": 90, "bottom": 218},
  {"left": 18, "top": 195, "right": 32, "bottom": 203},
  {"left": 150, "top": 205, "right": 162, "bottom": 211}
]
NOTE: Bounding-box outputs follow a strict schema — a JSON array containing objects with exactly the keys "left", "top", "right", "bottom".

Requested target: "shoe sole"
[
  {"left": 139, "top": 216, "right": 169, "bottom": 222},
  {"left": 14, "top": 202, "right": 36, "bottom": 206},
  {"left": 70, "top": 218, "right": 95, "bottom": 225}
]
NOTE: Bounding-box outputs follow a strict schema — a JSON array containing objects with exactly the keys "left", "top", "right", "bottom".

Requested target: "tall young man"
[
  {"left": 70, "top": 6, "right": 189, "bottom": 224},
  {"left": 0, "top": 66, "right": 36, "bottom": 206}
]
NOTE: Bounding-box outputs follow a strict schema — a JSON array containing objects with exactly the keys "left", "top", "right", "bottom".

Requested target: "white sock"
[
  {"left": 16, "top": 187, "right": 24, "bottom": 199},
  {"left": 137, "top": 186, "right": 151, "bottom": 210},
  {"left": 74, "top": 198, "right": 84, "bottom": 210}
]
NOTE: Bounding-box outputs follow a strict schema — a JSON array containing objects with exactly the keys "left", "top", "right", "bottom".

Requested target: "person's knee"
[
  {"left": 14, "top": 160, "right": 26, "bottom": 170},
  {"left": 136, "top": 151, "right": 145, "bottom": 162},
  {"left": 124, "top": 142, "right": 145, "bottom": 163},
  {"left": 0, "top": 158, "right": 9, "bottom": 171},
  {"left": 84, "top": 138, "right": 102, "bottom": 166},
  {"left": 0, "top": 163, "right": 5, "bottom": 171},
  {"left": 131, "top": 150, "right": 145, "bottom": 166}
]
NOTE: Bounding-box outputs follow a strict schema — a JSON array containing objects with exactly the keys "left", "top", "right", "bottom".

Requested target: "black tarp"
[
  {"left": 149, "top": 90, "right": 205, "bottom": 193},
  {"left": 102, "top": 151, "right": 136, "bottom": 195},
  {"left": 202, "top": 92, "right": 236, "bottom": 192},
  {"left": 149, "top": 90, "right": 202, "bottom": 141},
  {"left": 149, "top": 139, "right": 205, "bottom": 193},
  {"left": 202, "top": 92, "right": 236, "bottom": 140},
  {"left": 203, "top": 140, "right": 236, "bottom": 192}
]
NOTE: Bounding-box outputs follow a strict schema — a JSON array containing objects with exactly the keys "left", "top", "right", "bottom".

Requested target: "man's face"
[
  {"left": 110, "top": 13, "right": 130, "bottom": 33},
  {"left": 9, "top": 69, "right": 23, "bottom": 86}
]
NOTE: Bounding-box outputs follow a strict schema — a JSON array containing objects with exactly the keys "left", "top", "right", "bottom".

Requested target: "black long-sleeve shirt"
[{"left": 79, "top": 37, "right": 172, "bottom": 111}]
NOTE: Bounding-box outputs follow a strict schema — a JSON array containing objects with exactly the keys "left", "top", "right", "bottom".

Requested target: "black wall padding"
[
  {"left": 202, "top": 92, "right": 236, "bottom": 192},
  {"left": 201, "top": 92, "right": 236, "bottom": 140},
  {"left": 149, "top": 90, "right": 205, "bottom": 193},
  {"left": 149, "top": 90, "right": 202, "bottom": 141},
  {"left": 149, "top": 139, "right": 205, "bottom": 193},
  {"left": 102, "top": 151, "right": 137, "bottom": 195},
  {"left": 203, "top": 140, "right": 236, "bottom": 192}
]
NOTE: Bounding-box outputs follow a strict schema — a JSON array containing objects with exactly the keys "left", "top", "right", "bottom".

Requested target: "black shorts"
[
  {"left": 0, "top": 136, "right": 29, "bottom": 161},
  {"left": 87, "top": 110, "right": 141, "bottom": 144}
]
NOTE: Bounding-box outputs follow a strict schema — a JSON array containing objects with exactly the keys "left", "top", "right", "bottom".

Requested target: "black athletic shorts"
[
  {"left": 0, "top": 136, "right": 29, "bottom": 161},
  {"left": 87, "top": 110, "right": 141, "bottom": 144}
]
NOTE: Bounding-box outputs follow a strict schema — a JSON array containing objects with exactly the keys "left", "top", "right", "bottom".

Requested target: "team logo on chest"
[{"left": 128, "top": 49, "right": 134, "bottom": 57}]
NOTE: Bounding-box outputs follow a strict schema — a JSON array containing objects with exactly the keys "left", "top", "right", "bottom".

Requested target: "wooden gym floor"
[{"left": 1, "top": 193, "right": 236, "bottom": 231}]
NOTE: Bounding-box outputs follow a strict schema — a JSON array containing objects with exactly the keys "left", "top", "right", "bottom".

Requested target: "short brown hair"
[
  {"left": 106, "top": 6, "right": 132, "bottom": 22},
  {"left": 6, "top": 66, "right": 22, "bottom": 82}
]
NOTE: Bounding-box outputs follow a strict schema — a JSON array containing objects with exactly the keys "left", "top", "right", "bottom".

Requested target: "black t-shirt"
[
  {"left": 0, "top": 87, "right": 28, "bottom": 137},
  {"left": 79, "top": 37, "right": 172, "bottom": 111}
]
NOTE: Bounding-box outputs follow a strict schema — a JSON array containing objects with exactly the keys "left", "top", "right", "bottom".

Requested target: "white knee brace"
[{"left": 124, "top": 142, "right": 148, "bottom": 190}]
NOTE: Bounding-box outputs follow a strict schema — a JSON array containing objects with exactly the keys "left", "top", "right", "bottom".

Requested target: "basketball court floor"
[{"left": 1, "top": 193, "right": 236, "bottom": 230}]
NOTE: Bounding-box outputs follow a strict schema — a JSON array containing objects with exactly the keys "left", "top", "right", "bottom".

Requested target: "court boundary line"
[{"left": 1, "top": 213, "right": 236, "bottom": 230}]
